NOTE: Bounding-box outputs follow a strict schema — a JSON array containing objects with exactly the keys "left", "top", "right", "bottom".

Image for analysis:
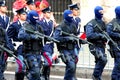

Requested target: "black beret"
[
  {"left": 26, "top": 0, "right": 34, "bottom": 5},
  {"left": 68, "top": 3, "right": 79, "bottom": 10},
  {"left": 16, "top": 7, "right": 27, "bottom": 14},
  {"left": 0, "top": 1, "right": 5, "bottom": 6},
  {"left": 42, "top": 6, "right": 51, "bottom": 13}
]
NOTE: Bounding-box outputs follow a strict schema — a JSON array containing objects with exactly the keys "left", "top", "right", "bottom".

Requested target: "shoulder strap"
[{"left": 84, "top": 19, "right": 97, "bottom": 32}]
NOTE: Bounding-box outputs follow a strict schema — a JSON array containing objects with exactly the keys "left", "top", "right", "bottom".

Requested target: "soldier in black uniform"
[
  {"left": 0, "top": 26, "right": 11, "bottom": 80},
  {"left": 7, "top": 7, "right": 27, "bottom": 80},
  {"left": 53, "top": 9, "right": 79, "bottom": 80},
  {"left": 18, "top": 10, "right": 43, "bottom": 80},
  {"left": 85, "top": 6, "right": 107, "bottom": 80}
]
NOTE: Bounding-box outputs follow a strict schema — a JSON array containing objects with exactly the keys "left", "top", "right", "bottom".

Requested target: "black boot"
[
  {"left": 42, "top": 66, "right": 50, "bottom": 80},
  {"left": 92, "top": 75, "right": 102, "bottom": 80},
  {"left": 15, "top": 72, "right": 24, "bottom": 80}
]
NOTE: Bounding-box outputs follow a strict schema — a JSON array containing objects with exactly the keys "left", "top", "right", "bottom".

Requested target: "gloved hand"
[
  {"left": 34, "top": 35, "right": 43, "bottom": 40},
  {"left": 100, "top": 34, "right": 106, "bottom": 39},
  {"left": 67, "top": 36, "right": 75, "bottom": 42}
]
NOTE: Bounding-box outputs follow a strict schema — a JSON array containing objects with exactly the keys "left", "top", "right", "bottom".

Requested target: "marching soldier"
[
  {"left": 0, "top": 1, "right": 10, "bottom": 30},
  {"left": 107, "top": 6, "right": 120, "bottom": 80},
  {"left": 85, "top": 6, "right": 107, "bottom": 80},
  {"left": 0, "top": 26, "right": 11, "bottom": 80},
  {"left": 53, "top": 9, "right": 78, "bottom": 80},
  {"left": 68, "top": 3, "right": 81, "bottom": 80},
  {"left": 7, "top": 7, "right": 27, "bottom": 80},
  {"left": 18, "top": 10, "right": 43, "bottom": 80},
  {"left": 39, "top": 6, "right": 54, "bottom": 80}
]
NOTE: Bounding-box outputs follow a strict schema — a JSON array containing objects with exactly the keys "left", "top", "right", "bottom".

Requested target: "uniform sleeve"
[
  {"left": 86, "top": 23, "right": 102, "bottom": 40},
  {"left": 107, "top": 23, "right": 120, "bottom": 39},
  {"left": 18, "top": 27, "right": 36, "bottom": 40},
  {"left": 7, "top": 24, "right": 15, "bottom": 50},
  {"left": 5, "top": 32, "right": 13, "bottom": 50}
]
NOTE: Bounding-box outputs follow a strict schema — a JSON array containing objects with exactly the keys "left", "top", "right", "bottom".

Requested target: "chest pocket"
[{"left": 61, "top": 23, "right": 77, "bottom": 35}]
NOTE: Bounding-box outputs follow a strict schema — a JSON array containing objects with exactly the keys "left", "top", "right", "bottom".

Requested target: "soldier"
[
  {"left": 68, "top": 3, "right": 81, "bottom": 80},
  {"left": 26, "top": 0, "right": 36, "bottom": 13},
  {"left": 0, "top": 1, "right": 10, "bottom": 30},
  {"left": 85, "top": 6, "right": 107, "bottom": 80},
  {"left": 12, "top": 0, "right": 26, "bottom": 22},
  {"left": 68, "top": 3, "right": 80, "bottom": 35},
  {"left": 39, "top": 6, "right": 54, "bottom": 80},
  {"left": 53, "top": 9, "right": 78, "bottom": 80},
  {"left": 7, "top": 7, "right": 27, "bottom": 80},
  {"left": 107, "top": 6, "right": 120, "bottom": 80},
  {"left": 0, "top": 26, "right": 11, "bottom": 80},
  {"left": 18, "top": 10, "right": 43, "bottom": 80}
]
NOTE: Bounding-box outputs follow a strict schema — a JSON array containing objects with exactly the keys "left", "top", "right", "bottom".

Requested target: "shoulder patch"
[{"left": 87, "top": 23, "right": 93, "bottom": 26}]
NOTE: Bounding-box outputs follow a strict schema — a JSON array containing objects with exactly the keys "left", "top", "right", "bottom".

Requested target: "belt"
[
  {"left": 13, "top": 42, "right": 23, "bottom": 49},
  {"left": 46, "top": 41, "right": 53, "bottom": 44},
  {"left": 29, "top": 51, "right": 41, "bottom": 54}
]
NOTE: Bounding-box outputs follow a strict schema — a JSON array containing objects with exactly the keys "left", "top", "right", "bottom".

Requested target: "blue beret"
[
  {"left": 42, "top": 6, "right": 51, "bottom": 13},
  {"left": 68, "top": 3, "right": 79, "bottom": 10},
  {"left": 0, "top": 1, "right": 5, "bottom": 6},
  {"left": 26, "top": 0, "right": 34, "bottom": 5},
  {"left": 16, "top": 7, "right": 27, "bottom": 14}
]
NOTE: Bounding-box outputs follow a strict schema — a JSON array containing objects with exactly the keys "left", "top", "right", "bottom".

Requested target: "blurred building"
[{"left": 5, "top": 0, "right": 120, "bottom": 25}]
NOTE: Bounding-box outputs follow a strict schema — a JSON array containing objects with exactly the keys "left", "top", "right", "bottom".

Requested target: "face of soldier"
[
  {"left": 18, "top": 13, "right": 27, "bottom": 21},
  {"left": 0, "top": 6, "right": 7, "bottom": 13},
  {"left": 44, "top": 12, "right": 51, "bottom": 19},
  {"left": 72, "top": 8, "right": 79, "bottom": 16},
  {"left": 28, "top": 4, "right": 36, "bottom": 10}
]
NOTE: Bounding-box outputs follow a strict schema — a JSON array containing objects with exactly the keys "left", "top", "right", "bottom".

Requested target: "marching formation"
[{"left": 0, "top": 0, "right": 120, "bottom": 80}]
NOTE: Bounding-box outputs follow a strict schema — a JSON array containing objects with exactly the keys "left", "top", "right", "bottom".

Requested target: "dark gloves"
[
  {"left": 99, "top": 34, "right": 107, "bottom": 41},
  {"left": 67, "top": 36, "right": 76, "bottom": 42},
  {"left": 34, "top": 34, "right": 43, "bottom": 40},
  {"left": 100, "top": 34, "right": 105, "bottom": 39}
]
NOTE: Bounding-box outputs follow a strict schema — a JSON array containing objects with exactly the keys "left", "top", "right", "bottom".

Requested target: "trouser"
[
  {"left": 25, "top": 53, "right": 41, "bottom": 80},
  {"left": 15, "top": 55, "right": 25, "bottom": 80},
  {"left": 91, "top": 48, "right": 107, "bottom": 80},
  {"left": 73, "top": 47, "right": 80, "bottom": 80},
  {"left": 111, "top": 57, "right": 120, "bottom": 80},
  {"left": 42, "top": 52, "right": 52, "bottom": 80},
  {"left": 61, "top": 49, "right": 76, "bottom": 80},
  {"left": 0, "top": 52, "right": 8, "bottom": 80},
  {"left": 89, "top": 44, "right": 107, "bottom": 79},
  {"left": 14, "top": 45, "right": 25, "bottom": 80}
]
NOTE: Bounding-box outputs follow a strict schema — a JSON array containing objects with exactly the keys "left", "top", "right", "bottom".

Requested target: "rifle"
[
  {"left": 24, "top": 28, "right": 59, "bottom": 43},
  {"left": 60, "top": 31, "right": 93, "bottom": 48},
  {"left": 95, "top": 24, "right": 120, "bottom": 57},
  {"left": 0, "top": 44, "right": 18, "bottom": 59}
]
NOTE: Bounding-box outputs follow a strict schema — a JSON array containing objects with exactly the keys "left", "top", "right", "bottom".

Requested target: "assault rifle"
[
  {"left": 60, "top": 31, "right": 93, "bottom": 48},
  {"left": 0, "top": 44, "right": 18, "bottom": 59},
  {"left": 24, "top": 28, "right": 59, "bottom": 43},
  {"left": 95, "top": 24, "right": 120, "bottom": 58}
]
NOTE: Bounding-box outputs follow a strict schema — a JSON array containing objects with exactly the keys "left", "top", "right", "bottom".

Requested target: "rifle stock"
[{"left": 0, "top": 44, "right": 18, "bottom": 59}]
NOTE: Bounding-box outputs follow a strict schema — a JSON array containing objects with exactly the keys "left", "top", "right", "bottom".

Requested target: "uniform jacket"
[{"left": 39, "top": 18, "right": 54, "bottom": 53}]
